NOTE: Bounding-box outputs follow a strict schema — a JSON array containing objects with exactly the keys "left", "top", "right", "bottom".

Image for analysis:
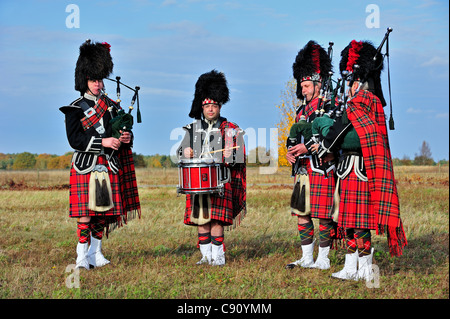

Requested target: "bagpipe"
[
  {"left": 290, "top": 28, "right": 395, "bottom": 168},
  {"left": 102, "top": 76, "right": 142, "bottom": 139},
  {"left": 89, "top": 76, "right": 142, "bottom": 210}
]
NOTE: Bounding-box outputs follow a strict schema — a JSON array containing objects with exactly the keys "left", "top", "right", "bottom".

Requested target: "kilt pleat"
[
  {"left": 338, "top": 170, "right": 376, "bottom": 230},
  {"left": 309, "top": 169, "right": 335, "bottom": 219}
]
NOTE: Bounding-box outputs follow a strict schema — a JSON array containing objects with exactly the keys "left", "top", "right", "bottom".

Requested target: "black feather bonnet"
[
  {"left": 74, "top": 39, "right": 113, "bottom": 95},
  {"left": 189, "top": 70, "right": 230, "bottom": 119},
  {"left": 292, "top": 40, "right": 332, "bottom": 99},
  {"left": 339, "top": 40, "right": 386, "bottom": 106}
]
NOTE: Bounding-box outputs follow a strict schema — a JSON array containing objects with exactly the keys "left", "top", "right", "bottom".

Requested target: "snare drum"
[{"left": 177, "top": 158, "right": 229, "bottom": 195}]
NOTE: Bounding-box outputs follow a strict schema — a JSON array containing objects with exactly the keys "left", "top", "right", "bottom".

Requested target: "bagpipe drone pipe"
[{"left": 102, "top": 76, "right": 142, "bottom": 139}]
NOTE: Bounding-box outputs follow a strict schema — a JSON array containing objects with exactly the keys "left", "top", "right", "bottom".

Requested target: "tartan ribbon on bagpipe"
[
  {"left": 346, "top": 90, "right": 407, "bottom": 256},
  {"left": 80, "top": 95, "right": 109, "bottom": 131},
  {"left": 117, "top": 147, "right": 141, "bottom": 223}
]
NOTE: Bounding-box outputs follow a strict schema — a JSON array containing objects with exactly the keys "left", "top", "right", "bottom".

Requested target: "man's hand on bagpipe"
[
  {"left": 103, "top": 76, "right": 142, "bottom": 139},
  {"left": 118, "top": 130, "right": 132, "bottom": 144},
  {"left": 102, "top": 137, "right": 122, "bottom": 151},
  {"left": 286, "top": 143, "right": 308, "bottom": 164}
]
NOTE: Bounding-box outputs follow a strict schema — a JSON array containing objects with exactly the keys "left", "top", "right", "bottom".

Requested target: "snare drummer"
[{"left": 178, "top": 70, "right": 246, "bottom": 266}]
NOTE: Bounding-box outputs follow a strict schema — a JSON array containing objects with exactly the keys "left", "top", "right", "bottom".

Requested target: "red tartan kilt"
[
  {"left": 69, "top": 155, "right": 123, "bottom": 218},
  {"left": 184, "top": 182, "right": 234, "bottom": 226},
  {"left": 309, "top": 168, "right": 335, "bottom": 219},
  {"left": 338, "top": 170, "right": 376, "bottom": 229}
]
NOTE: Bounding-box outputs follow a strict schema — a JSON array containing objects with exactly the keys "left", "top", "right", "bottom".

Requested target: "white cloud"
[
  {"left": 149, "top": 20, "right": 210, "bottom": 37},
  {"left": 141, "top": 87, "right": 191, "bottom": 98},
  {"left": 421, "top": 56, "right": 449, "bottom": 67},
  {"left": 161, "top": 0, "right": 177, "bottom": 6},
  {"left": 436, "top": 112, "right": 449, "bottom": 118},
  {"left": 406, "top": 108, "right": 421, "bottom": 114},
  {"left": 415, "top": 0, "right": 441, "bottom": 8}
]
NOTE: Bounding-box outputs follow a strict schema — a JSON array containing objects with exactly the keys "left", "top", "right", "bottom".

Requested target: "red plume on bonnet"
[
  {"left": 102, "top": 42, "right": 111, "bottom": 52},
  {"left": 339, "top": 40, "right": 386, "bottom": 106},
  {"left": 311, "top": 44, "right": 321, "bottom": 75},
  {"left": 292, "top": 40, "right": 332, "bottom": 99},
  {"left": 346, "top": 40, "right": 363, "bottom": 72}
]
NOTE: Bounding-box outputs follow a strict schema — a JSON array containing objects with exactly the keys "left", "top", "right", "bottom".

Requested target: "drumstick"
[{"left": 207, "top": 145, "right": 240, "bottom": 154}]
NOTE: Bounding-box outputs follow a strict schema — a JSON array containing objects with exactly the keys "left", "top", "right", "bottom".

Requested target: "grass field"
[{"left": 0, "top": 166, "right": 448, "bottom": 301}]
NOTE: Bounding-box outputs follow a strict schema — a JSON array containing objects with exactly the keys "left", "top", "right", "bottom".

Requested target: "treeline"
[
  {"left": 1, "top": 146, "right": 447, "bottom": 170},
  {"left": 0, "top": 152, "right": 74, "bottom": 170},
  {"left": 392, "top": 141, "right": 448, "bottom": 166},
  {"left": 392, "top": 157, "right": 448, "bottom": 166},
  {"left": 0, "top": 152, "right": 179, "bottom": 170},
  {"left": 0, "top": 149, "right": 273, "bottom": 170}
]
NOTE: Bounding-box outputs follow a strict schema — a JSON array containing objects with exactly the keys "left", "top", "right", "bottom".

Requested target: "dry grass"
[{"left": 0, "top": 166, "right": 448, "bottom": 300}]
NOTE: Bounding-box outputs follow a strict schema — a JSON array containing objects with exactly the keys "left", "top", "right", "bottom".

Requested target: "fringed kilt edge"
[
  {"left": 224, "top": 208, "right": 247, "bottom": 232},
  {"left": 377, "top": 222, "right": 408, "bottom": 257},
  {"left": 104, "top": 208, "right": 141, "bottom": 238}
]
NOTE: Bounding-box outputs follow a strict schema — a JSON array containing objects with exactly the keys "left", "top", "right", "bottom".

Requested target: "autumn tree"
[
  {"left": 47, "top": 153, "right": 72, "bottom": 169},
  {"left": 12, "top": 152, "right": 36, "bottom": 170},
  {"left": 35, "top": 153, "right": 55, "bottom": 169},
  {"left": 275, "top": 78, "right": 300, "bottom": 167},
  {"left": 0, "top": 153, "right": 14, "bottom": 169},
  {"left": 133, "top": 153, "right": 146, "bottom": 168}
]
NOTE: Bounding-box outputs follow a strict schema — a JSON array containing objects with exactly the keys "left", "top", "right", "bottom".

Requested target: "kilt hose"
[
  {"left": 69, "top": 155, "right": 123, "bottom": 232},
  {"left": 291, "top": 159, "right": 335, "bottom": 220}
]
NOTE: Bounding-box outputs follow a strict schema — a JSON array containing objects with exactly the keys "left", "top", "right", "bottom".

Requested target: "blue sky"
[{"left": 0, "top": 0, "right": 448, "bottom": 161}]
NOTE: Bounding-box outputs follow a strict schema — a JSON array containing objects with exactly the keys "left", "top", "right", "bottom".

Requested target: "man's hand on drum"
[
  {"left": 184, "top": 147, "right": 194, "bottom": 158},
  {"left": 286, "top": 143, "right": 307, "bottom": 164}
]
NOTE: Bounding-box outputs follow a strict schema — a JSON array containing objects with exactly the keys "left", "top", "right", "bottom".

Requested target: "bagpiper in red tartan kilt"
[
  {"left": 60, "top": 40, "right": 141, "bottom": 270},
  {"left": 286, "top": 39, "right": 338, "bottom": 272}
]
